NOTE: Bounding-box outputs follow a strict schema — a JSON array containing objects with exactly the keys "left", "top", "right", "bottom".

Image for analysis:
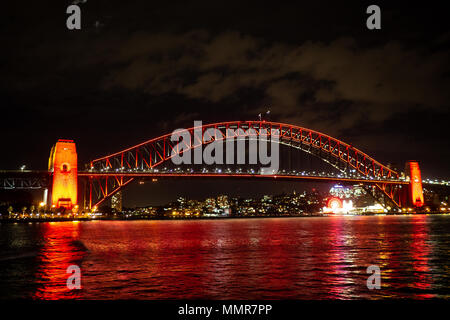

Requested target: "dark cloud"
[{"left": 98, "top": 31, "right": 450, "bottom": 136}]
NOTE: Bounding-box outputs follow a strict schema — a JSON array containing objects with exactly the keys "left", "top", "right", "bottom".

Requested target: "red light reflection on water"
[
  {"left": 410, "top": 215, "right": 433, "bottom": 298},
  {"left": 33, "top": 222, "right": 86, "bottom": 300},
  {"left": 26, "top": 216, "right": 444, "bottom": 300}
]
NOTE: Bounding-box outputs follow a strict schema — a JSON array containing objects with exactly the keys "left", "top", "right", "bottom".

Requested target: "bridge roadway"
[
  {"left": 78, "top": 171, "right": 408, "bottom": 185},
  {"left": 0, "top": 170, "right": 50, "bottom": 189},
  {"left": 3, "top": 169, "right": 449, "bottom": 189}
]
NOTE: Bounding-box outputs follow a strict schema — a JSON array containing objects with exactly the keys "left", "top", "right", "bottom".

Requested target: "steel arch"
[{"left": 85, "top": 121, "right": 400, "bottom": 209}]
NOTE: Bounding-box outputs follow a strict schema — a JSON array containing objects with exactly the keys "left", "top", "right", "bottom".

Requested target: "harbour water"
[{"left": 0, "top": 215, "right": 449, "bottom": 299}]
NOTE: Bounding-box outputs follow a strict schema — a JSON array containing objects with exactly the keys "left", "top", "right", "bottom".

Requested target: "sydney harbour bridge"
[{"left": 1, "top": 120, "right": 447, "bottom": 212}]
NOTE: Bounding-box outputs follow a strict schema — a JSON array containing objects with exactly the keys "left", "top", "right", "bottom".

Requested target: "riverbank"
[{"left": 1, "top": 211, "right": 448, "bottom": 223}]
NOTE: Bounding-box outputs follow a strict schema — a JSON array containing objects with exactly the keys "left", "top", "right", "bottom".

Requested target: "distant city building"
[
  {"left": 216, "top": 195, "right": 229, "bottom": 209},
  {"left": 329, "top": 184, "right": 365, "bottom": 199},
  {"left": 177, "top": 197, "right": 186, "bottom": 209},
  {"left": 204, "top": 197, "right": 216, "bottom": 212},
  {"left": 111, "top": 192, "right": 123, "bottom": 212}
]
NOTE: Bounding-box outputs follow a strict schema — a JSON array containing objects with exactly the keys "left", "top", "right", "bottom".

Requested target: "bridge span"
[
  {"left": 2, "top": 120, "right": 446, "bottom": 211},
  {"left": 78, "top": 171, "right": 409, "bottom": 185}
]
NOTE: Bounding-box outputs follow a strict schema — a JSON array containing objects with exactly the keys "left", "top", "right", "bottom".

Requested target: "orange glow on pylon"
[
  {"left": 49, "top": 140, "right": 77, "bottom": 209},
  {"left": 406, "top": 161, "right": 424, "bottom": 208}
]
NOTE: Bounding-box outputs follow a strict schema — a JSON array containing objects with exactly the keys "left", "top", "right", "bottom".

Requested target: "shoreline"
[{"left": 0, "top": 212, "right": 447, "bottom": 223}]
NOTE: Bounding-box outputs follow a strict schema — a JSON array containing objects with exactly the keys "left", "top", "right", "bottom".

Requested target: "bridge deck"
[
  {"left": 78, "top": 171, "right": 409, "bottom": 185},
  {"left": 1, "top": 170, "right": 447, "bottom": 189}
]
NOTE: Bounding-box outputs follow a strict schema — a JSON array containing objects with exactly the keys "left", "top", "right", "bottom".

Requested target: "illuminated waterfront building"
[
  {"left": 111, "top": 192, "right": 123, "bottom": 212},
  {"left": 204, "top": 198, "right": 216, "bottom": 212},
  {"left": 216, "top": 195, "right": 229, "bottom": 209}
]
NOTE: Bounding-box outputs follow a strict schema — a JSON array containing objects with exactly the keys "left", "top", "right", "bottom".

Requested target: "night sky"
[{"left": 2, "top": 1, "right": 449, "bottom": 206}]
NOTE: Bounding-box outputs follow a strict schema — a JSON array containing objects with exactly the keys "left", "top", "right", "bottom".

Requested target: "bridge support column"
[
  {"left": 43, "top": 188, "right": 48, "bottom": 206},
  {"left": 48, "top": 139, "right": 78, "bottom": 210},
  {"left": 405, "top": 161, "right": 424, "bottom": 208}
]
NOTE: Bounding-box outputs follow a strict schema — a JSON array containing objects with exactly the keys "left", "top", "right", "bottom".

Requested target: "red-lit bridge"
[{"left": 2, "top": 120, "right": 440, "bottom": 211}]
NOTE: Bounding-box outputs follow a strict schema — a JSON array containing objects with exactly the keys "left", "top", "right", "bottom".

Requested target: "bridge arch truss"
[{"left": 84, "top": 121, "right": 403, "bottom": 209}]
